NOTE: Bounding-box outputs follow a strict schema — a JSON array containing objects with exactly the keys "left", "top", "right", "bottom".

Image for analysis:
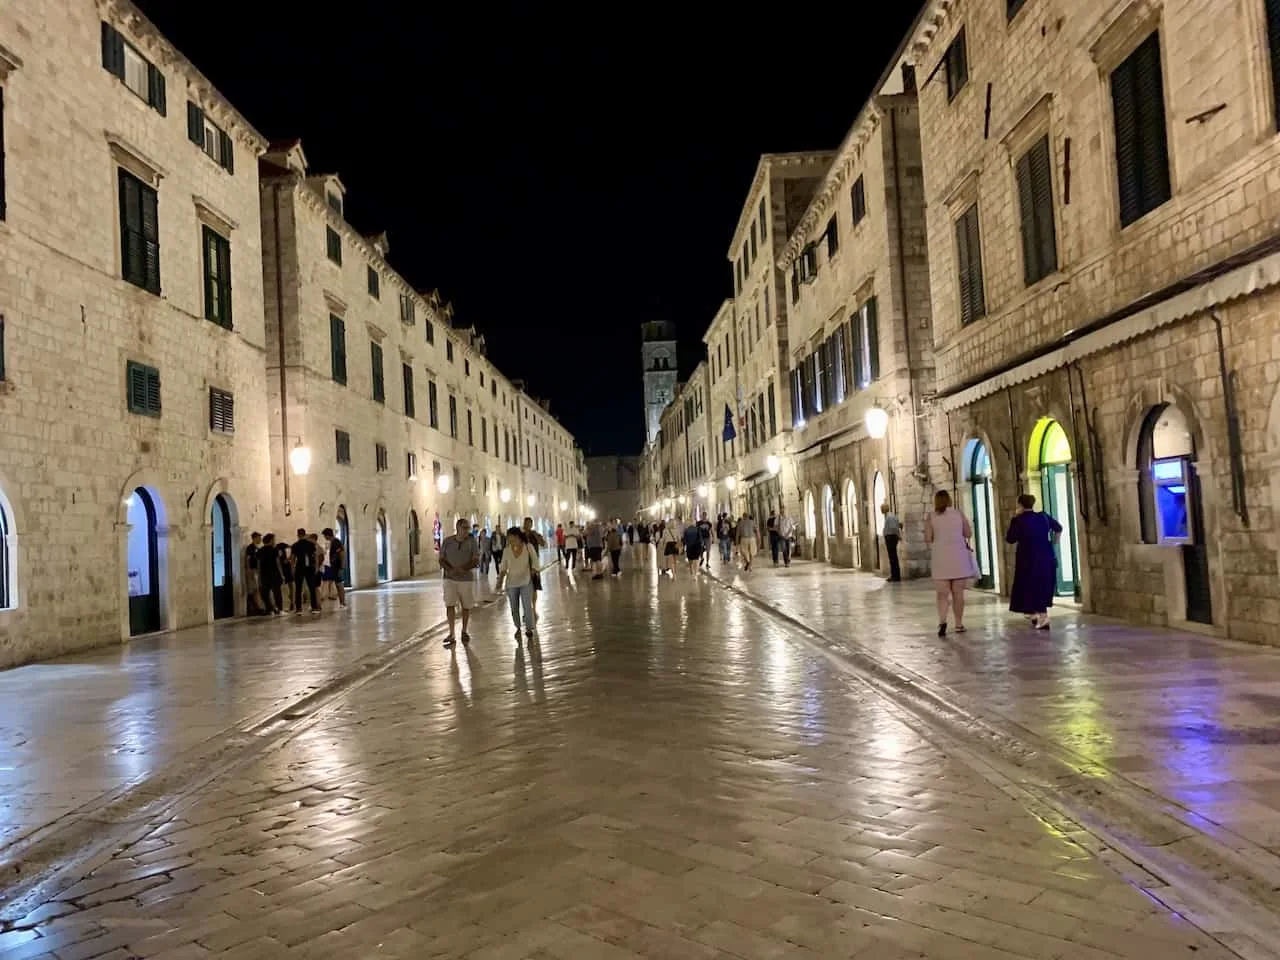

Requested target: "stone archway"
[
  {"left": 1027, "top": 418, "right": 1081, "bottom": 599},
  {"left": 120, "top": 478, "right": 170, "bottom": 638}
]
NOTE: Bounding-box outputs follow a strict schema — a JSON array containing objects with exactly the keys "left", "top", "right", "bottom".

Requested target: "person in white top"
[
  {"left": 658, "top": 521, "right": 680, "bottom": 579},
  {"left": 497, "top": 527, "right": 539, "bottom": 643},
  {"left": 924, "top": 490, "right": 976, "bottom": 637},
  {"left": 563, "top": 522, "right": 581, "bottom": 570},
  {"left": 775, "top": 508, "right": 795, "bottom": 567}
]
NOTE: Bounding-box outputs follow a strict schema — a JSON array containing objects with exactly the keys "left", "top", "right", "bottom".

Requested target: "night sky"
[{"left": 137, "top": 4, "right": 921, "bottom": 454}]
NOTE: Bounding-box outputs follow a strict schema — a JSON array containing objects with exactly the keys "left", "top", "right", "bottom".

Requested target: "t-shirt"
[
  {"left": 697, "top": 520, "right": 713, "bottom": 541},
  {"left": 682, "top": 525, "right": 702, "bottom": 548},
  {"left": 584, "top": 524, "right": 604, "bottom": 549},
  {"left": 564, "top": 530, "right": 580, "bottom": 549},
  {"left": 737, "top": 517, "right": 757, "bottom": 541},
  {"left": 882, "top": 513, "right": 901, "bottom": 537},
  {"left": 491, "top": 531, "right": 506, "bottom": 551},
  {"left": 245, "top": 543, "right": 259, "bottom": 571},
  {"left": 329, "top": 538, "right": 344, "bottom": 568},
  {"left": 292, "top": 539, "right": 317, "bottom": 573},
  {"left": 776, "top": 515, "right": 795, "bottom": 538},
  {"left": 440, "top": 535, "right": 478, "bottom": 581},
  {"left": 717, "top": 519, "right": 731, "bottom": 538},
  {"left": 606, "top": 528, "right": 622, "bottom": 550}
]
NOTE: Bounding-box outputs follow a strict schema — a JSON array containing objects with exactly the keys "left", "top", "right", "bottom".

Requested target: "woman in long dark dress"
[{"left": 1006, "top": 493, "right": 1062, "bottom": 630}]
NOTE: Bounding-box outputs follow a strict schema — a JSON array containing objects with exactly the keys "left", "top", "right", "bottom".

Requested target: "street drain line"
[
  {"left": 710, "top": 573, "right": 1280, "bottom": 960},
  {"left": 0, "top": 603, "right": 494, "bottom": 926}
]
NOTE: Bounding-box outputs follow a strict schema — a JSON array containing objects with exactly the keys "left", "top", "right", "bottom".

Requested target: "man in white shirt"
[
  {"left": 775, "top": 507, "right": 795, "bottom": 568},
  {"left": 736, "top": 513, "right": 760, "bottom": 571}
]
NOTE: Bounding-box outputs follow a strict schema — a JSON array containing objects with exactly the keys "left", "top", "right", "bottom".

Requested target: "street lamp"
[
  {"left": 766, "top": 454, "right": 780, "bottom": 477},
  {"left": 725, "top": 476, "right": 737, "bottom": 492},
  {"left": 865, "top": 406, "right": 890, "bottom": 440},
  {"left": 527, "top": 493, "right": 537, "bottom": 507},
  {"left": 500, "top": 487, "right": 511, "bottom": 503},
  {"left": 697, "top": 483, "right": 709, "bottom": 498},
  {"left": 289, "top": 441, "right": 312, "bottom": 476},
  {"left": 436, "top": 472, "right": 451, "bottom": 494},
  {"left": 559, "top": 499, "right": 568, "bottom": 511}
]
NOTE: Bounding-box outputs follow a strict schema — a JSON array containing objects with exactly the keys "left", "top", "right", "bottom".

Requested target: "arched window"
[
  {"left": 804, "top": 491, "right": 817, "bottom": 540},
  {"left": 1138, "top": 404, "right": 1195, "bottom": 544},
  {"left": 0, "top": 489, "right": 14, "bottom": 610},
  {"left": 822, "top": 485, "right": 836, "bottom": 537},
  {"left": 843, "top": 480, "right": 858, "bottom": 540}
]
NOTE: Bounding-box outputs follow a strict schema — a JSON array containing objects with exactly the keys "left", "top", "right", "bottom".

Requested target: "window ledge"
[
  {"left": 193, "top": 195, "right": 238, "bottom": 233},
  {"left": 0, "top": 41, "right": 23, "bottom": 79},
  {"left": 105, "top": 131, "right": 167, "bottom": 187}
]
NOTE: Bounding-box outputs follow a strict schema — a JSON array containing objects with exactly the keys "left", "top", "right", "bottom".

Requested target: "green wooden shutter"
[
  {"left": 330, "top": 314, "right": 346, "bottom": 384},
  {"left": 0, "top": 87, "right": 6, "bottom": 221},
  {"left": 126, "top": 361, "right": 146, "bottom": 413},
  {"left": 371, "top": 342, "right": 385, "bottom": 403},
  {"left": 147, "top": 63, "right": 165, "bottom": 115},
  {"left": 1016, "top": 149, "right": 1038, "bottom": 286},
  {"left": 1268, "top": 0, "right": 1280, "bottom": 129},
  {"left": 219, "top": 130, "right": 234, "bottom": 173},
  {"left": 145, "top": 366, "right": 161, "bottom": 414},
  {"left": 1112, "top": 32, "right": 1170, "bottom": 226},
  {"left": 218, "top": 231, "right": 232, "bottom": 328},
  {"left": 140, "top": 182, "right": 160, "bottom": 294},
  {"left": 202, "top": 226, "right": 214, "bottom": 321},
  {"left": 187, "top": 102, "right": 204, "bottom": 146},
  {"left": 101, "top": 22, "right": 125, "bottom": 78},
  {"left": 1030, "top": 137, "right": 1057, "bottom": 281},
  {"left": 850, "top": 316, "right": 865, "bottom": 390},
  {"left": 866, "top": 297, "right": 880, "bottom": 382}
]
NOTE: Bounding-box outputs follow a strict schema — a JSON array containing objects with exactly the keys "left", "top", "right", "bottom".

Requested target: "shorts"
[
  {"left": 663, "top": 543, "right": 679, "bottom": 557},
  {"left": 443, "top": 579, "right": 475, "bottom": 609},
  {"left": 740, "top": 539, "right": 758, "bottom": 561},
  {"left": 321, "top": 569, "right": 336, "bottom": 582},
  {"left": 685, "top": 544, "right": 703, "bottom": 561},
  {"left": 586, "top": 546, "right": 604, "bottom": 562}
]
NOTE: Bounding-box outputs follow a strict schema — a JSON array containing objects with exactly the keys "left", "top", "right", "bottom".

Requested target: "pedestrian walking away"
[
  {"left": 716, "top": 513, "right": 733, "bottom": 563},
  {"left": 606, "top": 522, "right": 623, "bottom": 576},
  {"left": 659, "top": 521, "right": 680, "bottom": 578},
  {"left": 440, "top": 517, "right": 480, "bottom": 647},
  {"left": 696, "top": 515, "right": 713, "bottom": 568},
  {"left": 881, "top": 503, "right": 903, "bottom": 581},
  {"left": 1006, "top": 493, "right": 1063, "bottom": 630},
  {"left": 478, "top": 527, "right": 493, "bottom": 576},
  {"left": 682, "top": 520, "right": 704, "bottom": 574},
  {"left": 323, "top": 528, "right": 347, "bottom": 608},
  {"left": 497, "top": 528, "right": 537, "bottom": 642},
  {"left": 290, "top": 528, "right": 321, "bottom": 614},
  {"left": 257, "top": 533, "right": 284, "bottom": 615},
  {"left": 925, "top": 490, "right": 976, "bottom": 637},
  {"left": 563, "top": 522, "right": 580, "bottom": 571},
  {"left": 775, "top": 507, "right": 795, "bottom": 567},
  {"left": 244, "top": 532, "right": 264, "bottom": 615},
  {"left": 736, "top": 512, "right": 759, "bottom": 570}
]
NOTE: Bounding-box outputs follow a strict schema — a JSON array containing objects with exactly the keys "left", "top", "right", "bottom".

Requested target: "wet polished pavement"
[{"left": 0, "top": 548, "right": 1239, "bottom": 957}]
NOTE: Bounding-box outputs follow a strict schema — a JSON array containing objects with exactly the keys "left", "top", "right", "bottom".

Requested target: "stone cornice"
[
  {"left": 97, "top": 0, "right": 268, "bottom": 154},
  {"left": 0, "top": 41, "right": 23, "bottom": 79},
  {"left": 728, "top": 152, "right": 837, "bottom": 258},
  {"left": 701, "top": 299, "right": 735, "bottom": 345},
  {"left": 777, "top": 102, "right": 887, "bottom": 272},
  {"left": 907, "top": 0, "right": 959, "bottom": 67}
]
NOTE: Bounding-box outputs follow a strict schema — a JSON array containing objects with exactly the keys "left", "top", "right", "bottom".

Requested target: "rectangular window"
[
  {"left": 407, "top": 451, "right": 418, "bottom": 480},
  {"left": 750, "top": 225, "right": 758, "bottom": 262},
  {"left": 464, "top": 359, "right": 471, "bottom": 378},
  {"left": 767, "top": 380, "right": 777, "bottom": 436},
  {"left": 954, "top": 204, "right": 986, "bottom": 325},
  {"left": 448, "top": 394, "right": 458, "bottom": 438},
  {"left": 831, "top": 326, "right": 848, "bottom": 404},
  {"left": 850, "top": 297, "right": 881, "bottom": 389},
  {"left": 467, "top": 409, "right": 474, "bottom": 446},
  {"left": 101, "top": 23, "right": 166, "bottom": 114},
  {"left": 325, "top": 226, "right": 342, "bottom": 265},
  {"left": 481, "top": 416, "right": 489, "bottom": 452},
  {"left": 186, "top": 102, "right": 233, "bottom": 172},
  {"left": 335, "top": 430, "right": 351, "bottom": 465},
  {"left": 329, "top": 314, "right": 347, "bottom": 384},
  {"left": 446, "top": 340, "right": 454, "bottom": 363},
  {"left": 428, "top": 380, "right": 439, "bottom": 428},
  {"left": 945, "top": 29, "right": 968, "bottom": 100},
  {"left": 375, "top": 442, "right": 389, "bottom": 473},
  {"left": 118, "top": 169, "right": 160, "bottom": 294},
  {"left": 424, "top": 318, "right": 434, "bottom": 343},
  {"left": 0, "top": 87, "right": 6, "bottom": 220},
  {"left": 399, "top": 293, "right": 415, "bottom": 325},
  {"left": 800, "top": 245, "right": 817, "bottom": 283},
  {"left": 790, "top": 267, "right": 800, "bottom": 304},
  {"left": 201, "top": 226, "right": 232, "bottom": 329},
  {"left": 825, "top": 214, "right": 839, "bottom": 258},
  {"left": 126, "top": 361, "right": 160, "bottom": 417},
  {"left": 1016, "top": 135, "right": 1058, "bottom": 285},
  {"left": 491, "top": 379, "right": 497, "bottom": 397},
  {"left": 402, "top": 363, "right": 415, "bottom": 418},
  {"left": 1111, "top": 32, "right": 1171, "bottom": 227},
  {"left": 493, "top": 422, "right": 499, "bottom": 453},
  {"left": 1268, "top": 1, "right": 1280, "bottom": 129},
  {"left": 370, "top": 342, "right": 385, "bottom": 403},
  {"left": 368, "top": 266, "right": 380, "bottom": 299},
  {"left": 851, "top": 175, "right": 867, "bottom": 225},
  {"left": 1008, "top": 0, "right": 1028, "bottom": 18},
  {"left": 209, "top": 387, "right": 234, "bottom": 434}
]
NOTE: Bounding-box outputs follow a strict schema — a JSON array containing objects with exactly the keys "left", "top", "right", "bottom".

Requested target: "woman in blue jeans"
[{"left": 497, "top": 527, "right": 538, "bottom": 643}]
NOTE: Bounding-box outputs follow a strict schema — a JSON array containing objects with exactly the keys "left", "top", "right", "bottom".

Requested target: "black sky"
[{"left": 137, "top": 4, "right": 921, "bottom": 454}]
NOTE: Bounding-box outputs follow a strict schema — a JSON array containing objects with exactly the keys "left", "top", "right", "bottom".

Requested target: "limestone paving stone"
[{"left": 1, "top": 550, "right": 1239, "bottom": 958}]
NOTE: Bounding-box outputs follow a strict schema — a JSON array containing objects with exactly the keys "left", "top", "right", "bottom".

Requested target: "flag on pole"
[{"left": 722, "top": 404, "right": 737, "bottom": 442}]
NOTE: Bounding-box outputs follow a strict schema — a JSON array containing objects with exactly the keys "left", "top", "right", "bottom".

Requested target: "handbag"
[{"left": 529, "top": 547, "right": 542, "bottom": 591}]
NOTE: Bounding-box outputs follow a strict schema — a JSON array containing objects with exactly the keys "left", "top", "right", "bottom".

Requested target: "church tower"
[{"left": 640, "top": 321, "right": 678, "bottom": 445}]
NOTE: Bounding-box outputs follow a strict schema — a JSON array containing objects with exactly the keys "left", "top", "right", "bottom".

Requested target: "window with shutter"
[
  {"left": 1016, "top": 136, "right": 1058, "bottom": 285},
  {"left": 370, "top": 342, "right": 385, "bottom": 403},
  {"left": 825, "top": 215, "right": 839, "bottom": 258},
  {"left": 850, "top": 313, "right": 865, "bottom": 390},
  {"left": 790, "top": 367, "right": 803, "bottom": 426},
  {"left": 791, "top": 268, "right": 800, "bottom": 304},
  {"left": 126, "top": 361, "right": 161, "bottom": 417},
  {"left": 428, "top": 381, "right": 439, "bottom": 428},
  {"left": 118, "top": 170, "right": 161, "bottom": 294},
  {"left": 0, "top": 86, "right": 7, "bottom": 221},
  {"left": 865, "top": 297, "right": 880, "bottom": 382},
  {"left": 1110, "top": 32, "right": 1171, "bottom": 227},
  {"left": 1267, "top": 0, "right": 1280, "bottom": 129},
  {"left": 449, "top": 394, "right": 458, "bottom": 438},
  {"left": 209, "top": 388, "right": 234, "bottom": 434},
  {"left": 831, "top": 328, "right": 847, "bottom": 404},
  {"left": 201, "top": 226, "right": 232, "bottom": 329},
  {"left": 424, "top": 319, "right": 434, "bottom": 343},
  {"left": 375, "top": 443, "right": 389, "bottom": 473},
  {"left": 945, "top": 29, "right": 968, "bottom": 101},
  {"left": 329, "top": 314, "right": 347, "bottom": 384},
  {"left": 467, "top": 410, "right": 474, "bottom": 446},
  {"left": 402, "top": 363, "right": 415, "bottom": 418},
  {"left": 368, "top": 266, "right": 380, "bottom": 299},
  {"left": 187, "top": 101, "right": 204, "bottom": 146},
  {"left": 954, "top": 204, "right": 986, "bottom": 325},
  {"left": 446, "top": 341, "right": 454, "bottom": 363},
  {"left": 335, "top": 430, "right": 351, "bottom": 465},
  {"left": 851, "top": 176, "right": 866, "bottom": 224},
  {"left": 767, "top": 381, "right": 777, "bottom": 436},
  {"left": 481, "top": 416, "right": 488, "bottom": 452},
  {"left": 406, "top": 451, "right": 417, "bottom": 480},
  {"left": 325, "top": 226, "right": 342, "bottom": 265}
]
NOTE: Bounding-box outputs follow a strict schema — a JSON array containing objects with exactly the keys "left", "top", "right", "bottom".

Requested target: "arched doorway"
[
  {"left": 408, "top": 510, "right": 421, "bottom": 576},
  {"left": 335, "top": 505, "right": 352, "bottom": 586},
  {"left": 964, "top": 440, "right": 998, "bottom": 590},
  {"left": 210, "top": 493, "right": 234, "bottom": 619},
  {"left": 1138, "top": 403, "right": 1210, "bottom": 623},
  {"left": 804, "top": 490, "right": 817, "bottom": 559},
  {"left": 375, "top": 510, "right": 390, "bottom": 583},
  {"left": 821, "top": 485, "right": 835, "bottom": 561},
  {"left": 872, "top": 471, "right": 887, "bottom": 568},
  {"left": 844, "top": 479, "right": 861, "bottom": 567},
  {"left": 1029, "top": 419, "right": 1080, "bottom": 598},
  {"left": 126, "top": 487, "right": 162, "bottom": 636}
]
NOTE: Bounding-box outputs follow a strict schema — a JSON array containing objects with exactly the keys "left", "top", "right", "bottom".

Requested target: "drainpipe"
[
  {"left": 272, "top": 183, "right": 292, "bottom": 517},
  {"left": 889, "top": 108, "right": 923, "bottom": 482}
]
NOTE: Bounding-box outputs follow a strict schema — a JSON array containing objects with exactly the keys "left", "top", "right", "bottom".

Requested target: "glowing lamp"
[
  {"left": 289, "top": 443, "right": 312, "bottom": 476},
  {"left": 559, "top": 499, "right": 568, "bottom": 510},
  {"left": 527, "top": 494, "right": 537, "bottom": 507},
  {"left": 499, "top": 487, "right": 511, "bottom": 503},
  {"left": 436, "top": 473, "right": 451, "bottom": 494},
  {"left": 725, "top": 476, "right": 737, "bottom": 492},
  {"left": 766, "top": 454, "right": 780, "bottom": 476},
  {"left": 865, "top": 407, "right": 889, "bottom": 440},
  {"left": 697, "top": 484, "right": 709, "bottom": 498}
]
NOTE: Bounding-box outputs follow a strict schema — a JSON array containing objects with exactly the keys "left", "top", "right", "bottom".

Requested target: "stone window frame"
[
  {"left": 941, "top": 170, "right": 985, "bottom": 331},
  {"left": 1000, "top": 93, "right": 1062, "bottom": 290}
]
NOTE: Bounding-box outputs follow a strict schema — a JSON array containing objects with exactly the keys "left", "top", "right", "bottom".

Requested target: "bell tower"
[{"left": 640, "top": 321, "right": 678, "bottom": 445}]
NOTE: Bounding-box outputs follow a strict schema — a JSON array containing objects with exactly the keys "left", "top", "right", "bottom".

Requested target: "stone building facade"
[
  {"left": 585, "top": 455, "right": 642, "bottom": 525},
  {"left": 777, "top": 66, "right": 938, "bottom": 578},
  {"left": 652, "top": 363, "right": 711, "bottom": 522},
  {"left": 909, "top": 0, "right": 1280, "bottom": 639},
  {"left": 260, "top": 141, "right": 584, "bottom": 588},
  {"left": 641, "top": 320, "right": 677, "bottom": 446},
  {"left": 0, "top": 0, "right": 274, "bottom": 668}
]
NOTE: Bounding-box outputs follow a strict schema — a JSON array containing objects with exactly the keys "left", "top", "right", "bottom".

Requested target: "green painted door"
[
  {"left": 970, "top": 477, "right": 996, "bottom": 589},
  {"left": 1042, "top": 464, "right": 1079, "bottom": 597}
]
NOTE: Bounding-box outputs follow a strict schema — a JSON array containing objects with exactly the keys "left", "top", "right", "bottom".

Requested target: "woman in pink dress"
[{"left": 924, "top": 490, "right": 975, "bottom": 636}]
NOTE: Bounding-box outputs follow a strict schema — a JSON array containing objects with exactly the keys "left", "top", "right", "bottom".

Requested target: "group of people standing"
[{"left": 244, "top": 528, "right": 346, "bottom": 616}]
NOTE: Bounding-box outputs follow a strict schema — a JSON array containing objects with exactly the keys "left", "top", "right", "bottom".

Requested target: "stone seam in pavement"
[
  {"left": 705, "top": 568, "right": 1280, "bottom": 959},
  {"left": 0, "top": 599, "right": 497, "bottom": 927}
]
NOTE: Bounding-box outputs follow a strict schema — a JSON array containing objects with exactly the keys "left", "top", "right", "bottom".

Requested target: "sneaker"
[
  {"left": 514, "top": 628, "right": 523, "bottom": 642},
  {"left": 443, "top": 637, "right": 457, "bottom": 648},
  {"left": 937, "top": 623, "right": 947, "bottom": 637},
  {"left": 461, "top": 631, "right": 471, "bottom": 644}
]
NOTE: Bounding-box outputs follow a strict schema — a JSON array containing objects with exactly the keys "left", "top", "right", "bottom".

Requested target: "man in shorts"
[
  {"left": 440, "top": 517, "right": 479, "bottom": 647},
  {"left": 736, "top": 512, "right": 760, "bottom": 571}
]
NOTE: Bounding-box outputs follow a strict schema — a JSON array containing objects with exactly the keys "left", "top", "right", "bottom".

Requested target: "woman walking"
[
  {"left": 658, "top": 521, "right": 680, "bottom": 579},
  {"left": 497, "top": 528, "right": 538, "bottom": 643},
  {"left": 924, "top": 490, "right": 976, "bottom": 636},
  {"left": 1006, "top": 493, "right": 1062, "bottom": 630}
]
